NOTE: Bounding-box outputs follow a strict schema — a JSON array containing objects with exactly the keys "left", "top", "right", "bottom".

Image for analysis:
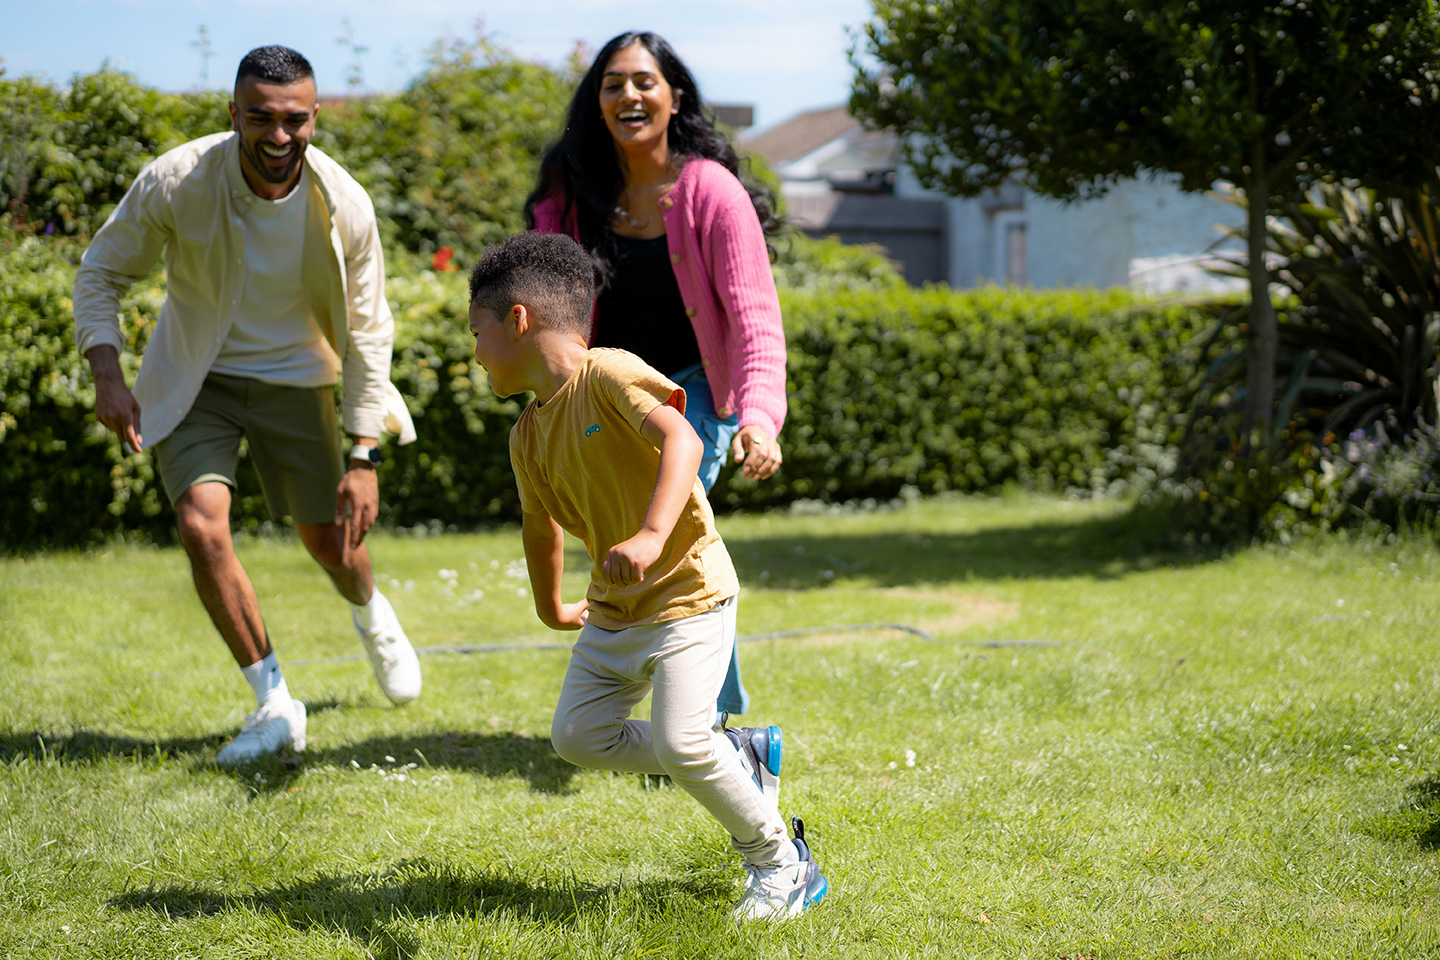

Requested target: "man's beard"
[{"left": 243, "top": 140, "right": 304, "bottom": 185}]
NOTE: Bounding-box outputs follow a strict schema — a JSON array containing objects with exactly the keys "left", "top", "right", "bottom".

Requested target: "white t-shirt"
[{"left": 211, "top": 169, "right": 341, "bottom": 386}]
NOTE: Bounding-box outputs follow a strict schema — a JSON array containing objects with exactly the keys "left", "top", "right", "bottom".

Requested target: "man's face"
[{"left": 228, "top": 75, "right": 318, "bottom": 197}]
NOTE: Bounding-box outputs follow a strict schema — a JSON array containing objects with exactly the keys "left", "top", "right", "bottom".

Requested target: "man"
[{"left": 72, "top": 45, "right": 421, "bottom": 766}]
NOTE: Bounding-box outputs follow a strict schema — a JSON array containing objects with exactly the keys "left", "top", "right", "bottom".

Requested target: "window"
[{"left": 1004, "top": 222, "right": 1027, "bottom": 286}]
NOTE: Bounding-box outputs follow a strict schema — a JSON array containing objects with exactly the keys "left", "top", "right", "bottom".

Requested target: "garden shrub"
[
  {"left": 3, "top": 44, "right": 568, "bottom": 263},
  {"left": 1154, "top": 174, "right": 1440, "bottom": 543},
  {"left": 769, "top": 233, "right": 907, "bottom": 294},
  {"left": 0, "top": 60, "right": 1227, "bottom": 549},
  {"left": 0, "top": 222, "right": 1221, "bottom": 548},
  {"left": 0, "top": 222, "right": 169, "bottom": 547},
  {"left": 1, "top": 69, "right": 227, "bottom": 239},
  {"left": 378, "top": 270, "right": 526, "bottom": 527},
  {"left": 710, "top": 284, "right": 1218, "bottom": 509},
  {"left": 313, "top": 35, "right": 573, "bottom": 267}
]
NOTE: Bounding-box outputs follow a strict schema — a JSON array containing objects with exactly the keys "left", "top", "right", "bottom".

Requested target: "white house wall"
[{"left": 897, "top": 162, "right": 1245, "bottom": 291}]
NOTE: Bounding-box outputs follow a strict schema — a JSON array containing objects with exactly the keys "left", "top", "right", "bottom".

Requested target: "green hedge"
[
  {"left": 1, "top": 227, "right": 1220, "bottom": 548},
  {"left": 0, "top": 229, "right": 170, "bottom": 548},
  {"left": 711, "top": 284, "right": 1218, "bottom": 509},
  {"left": 1, "top": 70, "right": 228, "bottom": 239},
  {"left": 2, "top": 46, "right": 569, "bottom": 263}
]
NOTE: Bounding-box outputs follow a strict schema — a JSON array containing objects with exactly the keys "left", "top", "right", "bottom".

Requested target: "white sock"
[
  {"left": 352, "top": 589, "right": 394, "bottom": 632},
  {"left": 240, "top": 652, "right": 290, "bottom": 707}
]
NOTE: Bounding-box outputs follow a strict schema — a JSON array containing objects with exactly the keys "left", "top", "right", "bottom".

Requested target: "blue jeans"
[{"left": 671, "top": 362, "right": 748, "bottom": 715}]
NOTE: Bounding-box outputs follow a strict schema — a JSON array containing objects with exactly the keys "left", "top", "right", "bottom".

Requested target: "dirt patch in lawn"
[{"left": 774, "top": 587, "right": 1018, "bottom": 646}]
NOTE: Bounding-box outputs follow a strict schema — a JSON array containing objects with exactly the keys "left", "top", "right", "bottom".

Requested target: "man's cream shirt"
[{"left": 73, "top": 132, "right": 405, "bottom": 446}]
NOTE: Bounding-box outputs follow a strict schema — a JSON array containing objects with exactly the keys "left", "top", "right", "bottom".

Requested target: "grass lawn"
[{"left": 3, "top": 493, "right": 1439, "bottom": 958}]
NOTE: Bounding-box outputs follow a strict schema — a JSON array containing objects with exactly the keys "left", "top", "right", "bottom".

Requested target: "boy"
[{"left": 467, "top": 232, "right": 827, "bottom": 920}]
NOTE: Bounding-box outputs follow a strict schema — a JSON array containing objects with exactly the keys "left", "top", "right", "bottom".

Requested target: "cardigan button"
[
  {"left": 670, "top": 252, "right": 682, "bottom": 264},
  {"left": 685, "top": 307, "right": 696, "bottom": 318},
  {"left": 660, "top": 197, "right": 674, "bottom": 210},
  {"left": 702, "top": 359, "right": 711, "bottom": 367},
  {"left": 717, "top": 407, "right": 731, "bottom": 418}
]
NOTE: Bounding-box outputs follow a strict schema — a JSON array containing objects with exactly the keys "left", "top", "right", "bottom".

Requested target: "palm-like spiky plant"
[
  {"left": 1266, "top": 176, "right": 1440, "bottom": 436},
  {"left": 1176, "top": 175, "right": 1440, "bottom": 534}
]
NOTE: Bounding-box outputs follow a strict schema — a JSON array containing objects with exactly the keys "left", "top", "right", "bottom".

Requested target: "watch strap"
[{"left": 348, "top": 444, "right": 381, "bottom": 465}]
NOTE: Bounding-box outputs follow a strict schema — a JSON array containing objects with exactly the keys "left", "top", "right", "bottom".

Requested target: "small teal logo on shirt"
[{"left": 585, "top": 424, "right": 601, "bottom": 437}]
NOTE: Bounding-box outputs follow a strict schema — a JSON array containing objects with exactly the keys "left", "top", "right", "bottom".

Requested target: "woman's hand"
[{"left": 731, "top": 426, "right": 782, "bottom": 480}]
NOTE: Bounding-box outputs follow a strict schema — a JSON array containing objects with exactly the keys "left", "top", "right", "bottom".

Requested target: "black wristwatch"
[{"left": 348, "top": 444, "right": 381, "bottom": 468}]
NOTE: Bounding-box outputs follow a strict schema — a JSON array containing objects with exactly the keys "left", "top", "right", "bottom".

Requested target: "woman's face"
[{"left": 597, "top": 43, "right": 678, "bottom": 154}]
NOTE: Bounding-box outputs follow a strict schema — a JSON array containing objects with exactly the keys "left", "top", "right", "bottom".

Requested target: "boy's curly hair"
[{"left": 468, "top": 232, "right": 595, "bottom": 338}]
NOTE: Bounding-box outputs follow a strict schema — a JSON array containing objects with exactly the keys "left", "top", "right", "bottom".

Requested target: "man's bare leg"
[
  {"left": 296, "top": 521, "right": 421, "bottom": 704},
  {"left": 294, "top": 522, "right": 373, "bottom": 605},
  {"left": 175, "top": 481, "right": 305, "bottom": 763},
  {"left": 175, "top": 481, "right": 269, "bottom": 667}
]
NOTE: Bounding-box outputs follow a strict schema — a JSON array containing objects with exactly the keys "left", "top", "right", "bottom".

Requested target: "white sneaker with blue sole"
[
  {"left": 734, "top": 817, "right": 829, "bottom": 921},
  {"left": 724, "top": 723, "right": 782, "bottom": 807}
]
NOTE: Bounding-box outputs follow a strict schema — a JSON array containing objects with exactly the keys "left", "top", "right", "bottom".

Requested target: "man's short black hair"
[
  {"left": 235, "top": 46, "right": 315, "bottom": 89},
  {"left": 469, "top": 232, "right": 596, "bottom": 338}
]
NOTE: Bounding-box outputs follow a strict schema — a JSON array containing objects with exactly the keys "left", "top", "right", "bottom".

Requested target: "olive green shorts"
[{"left": 154, "top": 372, "right": 344, "bottom": 524}]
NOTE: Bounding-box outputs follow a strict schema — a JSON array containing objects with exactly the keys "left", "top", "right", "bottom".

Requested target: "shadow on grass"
[
  {"left": 311, "top": 731, "right": 578, "bottom": 794},
  {"left": 724, "top": 501, "right": 1217, "bottom": 588},
  {"left": 110, "top": 857, "right": 725, "bottom": 959},
  {"left": 0, "top": 699, "right": 349, "bottom": 766},
  {"left": 0, "top": 729, "right": 224, "bottom": 763},
  {"left": 1356, "top": 776, "right": 1440, "bottom": 849},
  {"left": 0, "top": 723, "right": 578, "bottom": 795}
]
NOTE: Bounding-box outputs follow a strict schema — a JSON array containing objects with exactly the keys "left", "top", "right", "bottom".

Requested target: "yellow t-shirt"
[{"left": 509, "top": 348, "right": 739, "bottom": 630}]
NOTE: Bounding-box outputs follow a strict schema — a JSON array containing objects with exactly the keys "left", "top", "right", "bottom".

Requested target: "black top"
[{"left": 594, "top": 233, "right": 702, "bottom": 376}]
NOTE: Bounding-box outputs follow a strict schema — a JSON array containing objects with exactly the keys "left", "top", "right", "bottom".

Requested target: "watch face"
[{"left": 366, "top": 447, "right": 381, "bottom": 464}]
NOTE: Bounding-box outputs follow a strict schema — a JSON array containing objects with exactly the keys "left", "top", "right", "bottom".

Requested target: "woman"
[{"left": 525, "top": 31, "right": 788, "bottom": 717}]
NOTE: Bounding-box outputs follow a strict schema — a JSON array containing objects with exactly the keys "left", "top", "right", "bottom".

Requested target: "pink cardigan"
[{"left": 531, "top": 158, "right": 788, "bottom": 439}]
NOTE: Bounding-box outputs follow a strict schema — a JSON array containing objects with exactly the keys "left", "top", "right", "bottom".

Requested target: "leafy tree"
[
  {"left": 0, "top": 66, "right": 226, "bottom": 238},
  {"left": 851, "top": 0, "right": 1440, "bottom": 441},
  {"left": 317, "top": 32, "right": 574, "bottom": 265}
]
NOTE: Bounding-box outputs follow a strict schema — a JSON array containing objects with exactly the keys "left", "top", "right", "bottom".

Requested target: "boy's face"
[{"left": 469, "top": 303, "right": 523, "bottom": 398}]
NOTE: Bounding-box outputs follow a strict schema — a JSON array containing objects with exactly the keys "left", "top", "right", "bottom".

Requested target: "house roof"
[{"left": 741, "top": 105, "right": 858, "bottom": 165}]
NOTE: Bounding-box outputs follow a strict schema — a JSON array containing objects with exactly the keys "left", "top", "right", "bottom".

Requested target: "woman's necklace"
[
  {"left": 612, "top": 171, "right": 678, "bottom": 233},
  {"left": 612, "top": 204, "right": 647, "bottom": 229}
]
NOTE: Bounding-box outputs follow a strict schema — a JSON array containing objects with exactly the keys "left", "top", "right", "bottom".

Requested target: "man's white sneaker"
[
  {"left": 734, "top": 818, "right": 829, "bottom": 921},
  {"left": 216, "top": 698, "right": 307, "bottom": 766},
  {"left": 353, "top": 594, "right": 422, "bottom": 704}
]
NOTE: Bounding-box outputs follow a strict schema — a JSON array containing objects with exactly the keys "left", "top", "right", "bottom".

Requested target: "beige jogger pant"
[{"left": 550, "top": 596, "right": 789, "bottom": 865}]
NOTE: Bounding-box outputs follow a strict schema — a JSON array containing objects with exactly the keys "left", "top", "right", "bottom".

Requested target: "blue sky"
[{"left": 4, "top": 0, "right": 874, "bottom": 133}]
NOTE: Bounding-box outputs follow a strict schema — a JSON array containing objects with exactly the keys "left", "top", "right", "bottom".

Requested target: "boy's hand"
[
  {"left": 603, "top": 531, "right": 665, "bottom": 587},
  {"left": 543, "top": 599, "right": 589, "bottom": 631}
]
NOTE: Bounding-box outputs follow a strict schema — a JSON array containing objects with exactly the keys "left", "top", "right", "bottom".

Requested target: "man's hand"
[
  {"left": 85, "top": 345, "right": 143, "bottom": 452},
  {"left": 335, "top": 460, "right": 379, "bottom": 548},
  {"left": 731, "top": 425, "right": 782, "bottom": 480},
  {"left": 602, "top": 530, "right": 665, "bottom": 587}
]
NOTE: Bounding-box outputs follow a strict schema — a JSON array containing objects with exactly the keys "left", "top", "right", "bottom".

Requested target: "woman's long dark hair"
[{"left": 523, "top": 31, "right": 781, "bottom": 280}]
